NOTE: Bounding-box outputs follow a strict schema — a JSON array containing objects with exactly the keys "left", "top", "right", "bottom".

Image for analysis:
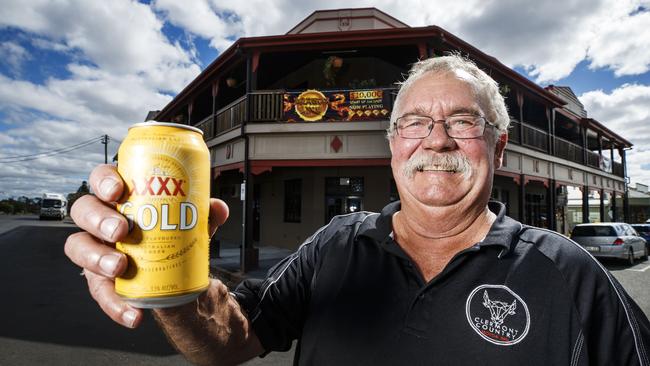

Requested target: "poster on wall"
[{"left": 283, "top": 89, "right": 392, "bottom": 122}]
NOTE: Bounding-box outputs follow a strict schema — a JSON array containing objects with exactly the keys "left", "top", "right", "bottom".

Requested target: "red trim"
[
  {"left": 251, "top": 158, "right": 390, "bottom": 170},
  {"left": 524, "top": 176, "right": 550, "bottom": 188},
  {"left": 212, "top": 158, "right": 391, "bottom": 178},
  {"left": 213, "top": 162, "right": 244, "bottom": 178},
  {"left": 494, "top": 170, "right": 521, "bottom": 185},
  {"left": 555, "top": 179, "right": 580, "bottom": 188}
]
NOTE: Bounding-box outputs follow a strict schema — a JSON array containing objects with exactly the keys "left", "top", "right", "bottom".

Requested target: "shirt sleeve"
[
  {"left": 580, "top": 272, "right": 650, "bottom": 366},
  {"left": 232, "top": 226, "right": 328, "bottom": 353}
]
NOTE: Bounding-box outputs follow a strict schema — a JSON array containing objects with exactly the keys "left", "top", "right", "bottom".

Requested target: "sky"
[{"left": 1, "top": 0, "right": 649, "bottom": 199}]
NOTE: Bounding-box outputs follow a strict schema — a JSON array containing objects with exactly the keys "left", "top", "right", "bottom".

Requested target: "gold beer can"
[{"left": 115, "top": 122, "right": 210, "bottom": 308}]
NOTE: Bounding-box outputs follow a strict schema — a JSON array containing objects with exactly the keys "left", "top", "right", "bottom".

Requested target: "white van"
[{"left": 40, "top": 193, "right": 68, "bottom": 220}]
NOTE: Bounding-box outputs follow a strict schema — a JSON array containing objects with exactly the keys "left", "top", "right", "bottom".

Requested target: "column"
[
  {"left": 519, "top": 174, "right": 526, "bottom": 224},
  {"left": 582, "top": 186, "right": 590, "bottom": 223}
]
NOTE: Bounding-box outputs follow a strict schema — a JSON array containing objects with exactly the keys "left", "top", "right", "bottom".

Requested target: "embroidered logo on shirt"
[{"left": 465, "top": 284, "right": 530, "bottom": 346}]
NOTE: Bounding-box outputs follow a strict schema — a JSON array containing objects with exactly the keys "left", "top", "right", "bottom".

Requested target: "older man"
[{"left": 66, "top": 55, "right": 650, "bottom": 365}]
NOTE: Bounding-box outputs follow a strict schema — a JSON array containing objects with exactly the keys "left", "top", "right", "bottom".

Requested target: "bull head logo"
[{"left": 482, "top": 290, "right": 517, "bottom": 327}]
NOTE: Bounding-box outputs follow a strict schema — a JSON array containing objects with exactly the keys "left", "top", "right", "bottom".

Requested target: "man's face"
[{"left": 389, "top": 72, "right": 506, "bottom": 209}]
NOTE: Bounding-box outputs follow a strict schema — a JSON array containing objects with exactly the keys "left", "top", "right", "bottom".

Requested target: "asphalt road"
[
  {"left": 0, "top": 215, "right": 294, "bottom": 366},
  {"left": 0, "top": 214, "right": 648, "bottom": 365}
]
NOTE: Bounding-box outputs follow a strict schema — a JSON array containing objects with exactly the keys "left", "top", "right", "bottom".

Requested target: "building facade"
[{"left": 150, "top": 8, "right": 632, "bottom": 270}]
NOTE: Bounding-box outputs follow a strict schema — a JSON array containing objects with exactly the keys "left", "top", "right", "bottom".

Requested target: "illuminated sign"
[{"left": 283, "top": 89, "right": 391, "bottom": 122}]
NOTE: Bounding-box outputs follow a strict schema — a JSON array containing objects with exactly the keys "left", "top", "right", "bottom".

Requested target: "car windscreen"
[
  {"left": 632, "top": 226, "right": 650, "bottom": 234},
  {"left": 571, "top": 226, "right": 616, "bottom": 237},
  {"left": 42, "top": 199, "right": 62, "bottom": 208}
]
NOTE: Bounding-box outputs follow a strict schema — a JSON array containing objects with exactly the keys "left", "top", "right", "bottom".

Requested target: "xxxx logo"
[{"left": 130, "top": 176, "right": 186, "bottom": 197}]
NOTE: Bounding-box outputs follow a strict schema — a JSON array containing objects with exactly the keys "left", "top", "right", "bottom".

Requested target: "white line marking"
[{"left": 626, "top": 265, "right": 650, "bottom": 272}]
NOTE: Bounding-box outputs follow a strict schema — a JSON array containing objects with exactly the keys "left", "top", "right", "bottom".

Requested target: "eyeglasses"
[{"left": 394, "top": 114, "right": 496, "bottom": 139}]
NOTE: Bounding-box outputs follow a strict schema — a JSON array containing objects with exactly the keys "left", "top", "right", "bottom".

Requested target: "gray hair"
[{"left": 387, "top": 54, "right": 509, "bottom": 140}]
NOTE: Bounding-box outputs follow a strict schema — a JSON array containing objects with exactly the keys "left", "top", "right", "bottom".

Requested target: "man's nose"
[{"left": 421, "top": 122, "right": 456, "bottom": 151}]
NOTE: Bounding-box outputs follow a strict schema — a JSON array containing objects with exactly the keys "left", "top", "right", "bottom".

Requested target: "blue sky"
[{"left": 1, "top": 0, "right": 649, "bottom": 199}]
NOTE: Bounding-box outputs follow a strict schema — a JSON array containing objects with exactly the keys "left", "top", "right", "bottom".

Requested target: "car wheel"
[
  {"left": 628, "top": 248, "right": 635, "bottom": 266},
  {"left": 643, "top": 246, "right": 649, "bottom": 261}
]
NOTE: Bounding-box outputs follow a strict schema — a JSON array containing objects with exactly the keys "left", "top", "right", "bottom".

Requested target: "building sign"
[{"left": 283, "top": 89, "right": 391, "bottom": 122}]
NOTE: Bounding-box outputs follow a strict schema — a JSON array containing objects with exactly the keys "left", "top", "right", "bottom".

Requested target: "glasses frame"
[{"left": 394, "top": 114, "right": 497, "bottom": 140}]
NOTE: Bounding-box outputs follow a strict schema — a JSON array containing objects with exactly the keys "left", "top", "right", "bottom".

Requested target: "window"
[{"left": 284, "top": 179, "right": 302, "bottom": 223}]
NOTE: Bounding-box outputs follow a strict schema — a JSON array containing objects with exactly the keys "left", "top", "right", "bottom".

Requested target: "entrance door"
[
  {"left": 325, "top": 196, "right": 363, "bottom": 223},
  {"left": 325, "top": 177, "right": 364, "bottom": 223}
]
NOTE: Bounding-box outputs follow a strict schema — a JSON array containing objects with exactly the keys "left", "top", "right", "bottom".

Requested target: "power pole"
[{"left": 101, "top": 135, "right": 109, "bottom": 164}]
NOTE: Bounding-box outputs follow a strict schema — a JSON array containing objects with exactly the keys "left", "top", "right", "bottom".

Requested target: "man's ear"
[{"left": 494, "top": 132, "right": 508, "bottom": 169}]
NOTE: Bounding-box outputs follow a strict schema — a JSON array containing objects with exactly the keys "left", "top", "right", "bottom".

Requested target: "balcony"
[
  {"left": 554, "top": 137, "right": 584, "bottom": 164},
  {"left": 522, "top": 124, "right": 548, "bottom": 152},
  {"left": 508, "top": 119, "right": 521, "bottom": 144},
  {"left": 612, "top": 161, "right": 624, "bottom": 177},
  {"left": 586, "top": 150, "right": 600, "bottom": 169},
  {"left": 193, "top": 88, "right": 397, "bottom": 140}
]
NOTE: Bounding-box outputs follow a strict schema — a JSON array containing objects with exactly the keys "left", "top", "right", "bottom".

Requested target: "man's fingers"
[
  {"left": 89, "top": 164, "right": 124, "bottom": 202},
  {"left": 83, "top": 270, "right": 143, "bottom": 328},
  {"left": 209, "top": 198, "right": 229, "bottom": 236},
  {"left": 64, "top": 231, "right": 127, "bottom": 278},
  {"left": 71, "top": 195, "right": 129, "bottom": 242}
]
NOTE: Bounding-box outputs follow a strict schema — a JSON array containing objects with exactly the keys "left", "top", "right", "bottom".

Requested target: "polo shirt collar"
[{"left": 357, "top": 200, "right": 522, "bottom": 258}]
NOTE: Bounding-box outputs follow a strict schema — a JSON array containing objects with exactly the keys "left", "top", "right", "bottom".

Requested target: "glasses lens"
[
  {"left": 397, "top": 116, "right": 431, "bottom": 138},
  {"left": 447, "top": 115, "right": 484, "bottom": 138}
]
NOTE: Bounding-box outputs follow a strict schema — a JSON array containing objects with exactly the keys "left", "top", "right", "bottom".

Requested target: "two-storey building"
[{"left": 150, "top": 8, "right": 632, "bottom": 270}]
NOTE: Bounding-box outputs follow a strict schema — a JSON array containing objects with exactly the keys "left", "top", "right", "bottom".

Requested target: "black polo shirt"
[{"left": 234, "top": 201, "right": 650, "bottom": 365}]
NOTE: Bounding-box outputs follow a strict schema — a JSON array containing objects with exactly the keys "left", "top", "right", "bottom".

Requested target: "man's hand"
[{"left": 64, "top": 164, "right": 229, "bottom": 328}]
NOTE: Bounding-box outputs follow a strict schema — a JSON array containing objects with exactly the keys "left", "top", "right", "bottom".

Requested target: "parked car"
[
  {"left": 570, "top": 223, "right": 648, "bottom": 265},
  {"left": 631, "top": 224, "right": 650, "bottom": 241},
  {"left": 631, "top": 224, "right": 650, "bottom": 250}
]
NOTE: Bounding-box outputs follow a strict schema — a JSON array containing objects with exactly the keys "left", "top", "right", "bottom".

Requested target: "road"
[
  {"left": 0, "top": 214, "right": 648, "bottom": 365},
  {"left": 0, "top": 215, "right": 294, "bottom": 366}
]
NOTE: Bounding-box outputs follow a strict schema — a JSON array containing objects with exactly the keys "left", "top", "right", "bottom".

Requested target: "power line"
[
  {"left": 0, "top": 136, "right": 104, "bottom": 161},
  {"left": 0, "top": 137, "right": 104, "bottom": 163}
]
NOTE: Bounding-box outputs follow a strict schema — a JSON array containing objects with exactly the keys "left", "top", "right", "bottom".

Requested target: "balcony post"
[
  {"left": 581, "top": 126, "right": 588, "bottom": 164},
  {"left": 546, "top": 107, "right": 554, "bottom": 155},
  {"left": 517, "top": 91, "right": 524, "bottom": 144},
  {"left": 622, "top": 148, "right": 630, "bottom": 222},
  {"left": 599, "top": 188, "right": 605, "bottom": 222},
  {"left": 519, "top": 174, "right": 526, "bottom": 224},
  {"left": 549, "top": 179, "right": 556, "bottom": 231},
  {"left": 582, "top": 186, "right": 590, "bottom": 223},
  {"left": 211, "top": 80, "right": 219, "bottom": 138}
]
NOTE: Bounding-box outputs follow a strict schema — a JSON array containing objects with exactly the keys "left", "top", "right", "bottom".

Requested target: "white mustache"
[{"left": 403, "top": 152, "right": 471, "bottom": 179}]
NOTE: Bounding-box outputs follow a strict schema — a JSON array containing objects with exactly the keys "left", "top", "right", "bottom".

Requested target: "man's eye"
[
  {"left": 406, "top": 120, "right": 424, "bottom": 128},
  {"left": 451, "top": 117, "right": 475, "bottom": 127}
]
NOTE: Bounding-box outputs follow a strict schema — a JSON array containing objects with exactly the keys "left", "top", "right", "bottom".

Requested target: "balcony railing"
[
  {"left": 522, "top": 124, "right": 548, "bottom": 152},
  {"left": 194, "top": 115, "right": 214, "bottom": 140},
  {"left": 554, "top": 137, "right": 584, "bottom": 164},
  {"left": 612, "top": 161, "right": 624, "bottom": 177},
  {"left": 216, "top": 96, "right": 246, "bottom": 135},
  {"left": 586, "top": 150, "right": 600, "bottom": 168},
  {"left": 508, "top": 119, "right": 521, "bottom": 144}
]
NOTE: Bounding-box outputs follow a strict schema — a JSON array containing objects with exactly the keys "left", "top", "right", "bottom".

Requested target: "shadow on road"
[{"left": 0, "top": 226, "right": 178, "bottom": 356}]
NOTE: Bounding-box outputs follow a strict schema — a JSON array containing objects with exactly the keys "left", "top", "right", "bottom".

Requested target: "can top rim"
[{"left": 129, "top": 121, "right": 203, "bottom": 135}]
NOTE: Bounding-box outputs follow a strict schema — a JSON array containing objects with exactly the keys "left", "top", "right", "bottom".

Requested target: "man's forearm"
[{"left": 153, "top": 279, "right": 264, "bottom": 366}]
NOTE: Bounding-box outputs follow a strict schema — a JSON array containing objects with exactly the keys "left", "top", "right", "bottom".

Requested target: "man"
[{"left": 65, "top": 55, "right": 650, "bottom": 365}]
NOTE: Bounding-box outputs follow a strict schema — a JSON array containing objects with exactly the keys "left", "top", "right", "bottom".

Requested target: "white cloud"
[
  {"left": 0, "top": 0, "right": 201, "bottom": 198},
  {"left": 587, "top": 9, "right": 650, "bottom": 76},
  {"left": 580, "top": 84, "right": 650, "bottom": 185},
  {"left": 0, "top": 41, "right": 31, "bottom": 75},
  {"left": 1, "top": 0, "right": 650, "bottom": 198}
]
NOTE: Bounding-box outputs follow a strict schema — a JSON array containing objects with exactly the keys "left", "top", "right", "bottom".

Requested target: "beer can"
[{"left": 115, "top": 122, "right": 210, "bottom": 308}]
